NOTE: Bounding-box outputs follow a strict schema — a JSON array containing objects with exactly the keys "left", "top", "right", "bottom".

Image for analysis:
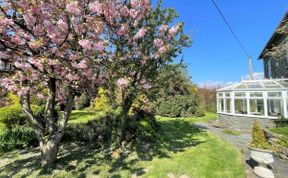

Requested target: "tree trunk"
[
  {"left": 39, "top": 137, "right": 60, "bottom": 166},
  {"left": 119, "top": 94, "right": 133, "bottom": 143}
]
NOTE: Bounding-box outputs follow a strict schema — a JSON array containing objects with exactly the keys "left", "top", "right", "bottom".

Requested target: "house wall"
[{"left": 263, "top": 57, "right": 288, "bottom": 79}]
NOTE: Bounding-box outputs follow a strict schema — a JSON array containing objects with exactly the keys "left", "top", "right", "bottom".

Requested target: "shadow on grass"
[{"left": 0, "top": 119, "right": 205, "bottom": 177}]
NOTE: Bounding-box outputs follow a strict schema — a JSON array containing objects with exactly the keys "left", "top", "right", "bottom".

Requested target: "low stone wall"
[{"left": 216, "top": 114, "right": 275, "bottom": 133}]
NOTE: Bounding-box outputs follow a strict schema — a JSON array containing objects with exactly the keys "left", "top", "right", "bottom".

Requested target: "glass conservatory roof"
[{"left": 217, "top": 79, "right": 288, "bottom": 92}]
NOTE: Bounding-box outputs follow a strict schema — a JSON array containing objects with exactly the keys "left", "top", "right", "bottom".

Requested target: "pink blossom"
[
  {"left": 66, "top": 2, "right": 81, "bottom": 15},
  {"left": 12, "top": 36, "right": 23, "bottom": 45},
  {"left": 117, "top": 24, "right": 129, "bottom": 36},
  {"left": 72, "top": 60, "right": 87, "bottom": 69},
  {"left": 57, "top": 19, "right": 68, "bottom": 31},
  {"left": 117, "top": 78, "right": 129, "bottom": 88},
  {"left": 23, "top": 14, "right": 36, "bottom": 26},
  {"left": 79, "top": 39, "right": 93, "bottom": 50},
  {"left": 89, "top": 1, "right": 102, "bottom": 14},
  {"left": 169, "top": 24, "right": 180, "bottom": 37},
  {"left": 158, "top": 46, "right": 169, "bottom": 55},
  {"left": 133, "top": 27, "right": 147, "bottom": 40},
  {"left": 69, "top": 54, "right": 78, "bottom": 61},
  {"left": 120, "top": 6, "right": 129, "bottom": 17},
  {"left": 143, "top": 83, "right": 152, "bottom": 89},
  {"left": 2, "top": 18, "right": 14, "bottom": 26},
  {"left": 94, "top": 41, "right": 105, "bottom": 52},
  {"left": 159, "top": 25, "right": 168, "bottom": 34},
  {"left": 130, "top": 0, "right": 140, "bottom": 9},
  {"left": 129, "top": 9, "right": 139, "bottom": 19},
  {"left": 153, "top": 38, "right": 164, "bottom": 48}
]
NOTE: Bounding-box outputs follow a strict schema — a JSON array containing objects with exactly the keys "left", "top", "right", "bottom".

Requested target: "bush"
[
  {"left": 0, "top": 105, "right": 26, "bottom": 129},
  {"left": 63, "top": 111, "right": 118, "bottom": 145},
  {"left": 274, "top": 116, "right": 288, "bottom": 127},
  {"left": 250, "top": 120, "right": 269, "bottom": 149},
  {"left": 155, "top": 95, "right": 199, "bottom": 118},
  {"left": 0, "top": 125, "right": 38, "bottom": 152},
  {"left": 75, "top": 94, "right": 91, "bottom": 110},
  {"left": 93, "top": 88, "right": 112, "bottom": 112},
  {"left": 195, "top": 106, "right": 206, "bottom": 117}
]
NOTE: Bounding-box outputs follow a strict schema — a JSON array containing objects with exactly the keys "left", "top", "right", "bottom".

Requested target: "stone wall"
[{"left": 216, "top": 114, "right": 275, "bottom": 133}]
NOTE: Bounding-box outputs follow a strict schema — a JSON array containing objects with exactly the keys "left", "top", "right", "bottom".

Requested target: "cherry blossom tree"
[
  {"left": 0, "top": 0, "right": 110, "bottom": 165},
  {"left": 103, "top": 0, "right": 191, "bottom": 141}
]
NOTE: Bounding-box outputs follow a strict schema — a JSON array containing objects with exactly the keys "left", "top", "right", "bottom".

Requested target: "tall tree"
[
  {"left": 0, "top": 0, "right": 111, "bottom": 165},
  {"left": 104, "top": 0, "right": 191, "bottom": 141}
]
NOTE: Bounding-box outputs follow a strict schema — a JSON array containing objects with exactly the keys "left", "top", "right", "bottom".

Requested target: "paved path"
[{"left": 195, "top": 122, "right": 288, "bottom": 178}]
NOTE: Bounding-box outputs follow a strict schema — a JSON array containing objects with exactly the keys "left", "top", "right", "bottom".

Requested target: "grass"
[
  {"left": 223, "top": 129, "right": 241, "bottom": 136},
  {"left": 157, "top": 112, "right": 217, "bottom": 123},
  {"left": 68, "top": 110, "right": 105, "bottom": 124},
  {"left": 270, "top": 126, "right": 288, "bottom": 137},
  {"left": 0, "top": 112, "right": 245, "bottom": 178}
]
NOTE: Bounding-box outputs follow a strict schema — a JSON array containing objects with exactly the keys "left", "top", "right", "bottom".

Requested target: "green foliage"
[
  {"left": 75, "top": 94, "right": 91, "bottom": 110},
  {"left": 274, "top": 116, "right": 288, "bottom": 127},
  {"left": 93, "top": 88, "right": 112, "bottom": 112},
  {"left": 63, "top": 111, "right": 118, "bottom": 144},
  {"left": 223, "top": 129, "right": 241, "bottom": 136},
  {"left": 0, "top": 125, "right": 37, "bottom": 152},
  {"left": 0, "top": 104, "right": 26, "bottom": 129},
  {"left": 155, "top": 95, "right": 199, "bottom": 118},
  {"left": 195, "top": 106, "right": 206, "bottom": 117},
  {"left": 250, "top": 121, "right": 269, "bottom": 149}
]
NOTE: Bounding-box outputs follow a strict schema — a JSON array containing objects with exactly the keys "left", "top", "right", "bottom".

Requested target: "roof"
[
  {"left": 259, "top": 12, "right": 288, "bottom": 59},
  {"left": 217, "top": 79, "right": 288, "bottom": 92}
]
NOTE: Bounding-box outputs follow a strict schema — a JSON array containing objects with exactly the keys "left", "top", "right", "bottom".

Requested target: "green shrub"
[
  {"left": 250, "top": 120, "right": 269, "bottom": 149},
  {"left": 75, "top": 94, "right": 91, "bottom": 110},
  {"left": 155, "top": 95, "right": 199, "bottom": 118},
  {"left": 195, "top": 106, "right": 206, "bottom": 117},
  {"left": 93, "top": 88, "right": 112, "bottom": 112},
  {"left": 274, "top": 116, "right": 288, "bottom": 127},
  {"left": 0, "top": 105, "right": 26, "bottom": 129},
  {"left": 0, "top": 125, "right": 38, "bottom": 152}
]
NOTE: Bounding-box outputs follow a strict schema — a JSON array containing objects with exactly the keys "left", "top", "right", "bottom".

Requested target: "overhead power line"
[{"left": 211, "top": 0, "right": 250, "bottom": 58}]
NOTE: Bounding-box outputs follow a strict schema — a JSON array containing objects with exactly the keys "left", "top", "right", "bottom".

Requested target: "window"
[
  {"left": 235, "top": 92, "right": 246, "bottom": 97},
  {"left": 218, "top": 93, "right": 223, "bottom": 97},
  {"left": 235, "top": 99, "right": 247, "bottom": 114},
  {"left": 267, "top": 99, "right": 283, "bottom": 117},
  {"left": 268, "top": 92, "right": 282, "bottom": 97},
  {"left": 250, "top": 92, "right": 263, "bottom": 97},
  {"left": 226, "top": 98, "right": 231, "bottom": 113},
  {"left": 218, "top": 99, "right": 224, "bottom": 112},
  {"left": 250, "top": 99, "right": 264, "bottom": 116},
  {"left": 225, "top": 93, "right": 230, "bottom": 97}
]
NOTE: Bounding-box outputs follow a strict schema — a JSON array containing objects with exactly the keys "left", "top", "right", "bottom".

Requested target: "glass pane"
[
  {"left": 250, "top": 92, "right": 263, "bottom": 97},
  {"left": 235, "top": 99, "right": 247, "bottom": 114},
  {"left": 268, "top": 92, "right": 282, "bottom": 97},
  {"left": 246, "top": 83, "right": 263, "bottom": 89},
  {"left": 250, "top": 99, "right": 264, "bottom": 116},
  {"left": 268, "top": 99, "right": 283, "bottom": 117},
  {"left": 235, "top": 83, "right": 247, "bottom": 89},
  {"left": 225, "top": 93, "right": 230, "bottom": 97},
  {"left": 226, "top": 99, "right": 231, "bottom": 113},
  {"left": 277, "top": 81, "right": 288, "bottom": 88},
  {"left": 219, "top": 99, "right": 224, "bottom": 112},
  {"left": 218, "top": 93, "right": 223, "bottom": 97},
  {"left": 263, "top": 82, "right": 280, "bottom": 89},
  {"left": 235, "top": 92, "right": 246, "bottom": 97}
]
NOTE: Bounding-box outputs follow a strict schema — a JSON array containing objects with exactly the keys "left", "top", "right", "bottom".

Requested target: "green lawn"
[
  {"left": 156, "top": 112, "right": 217, "bottom": 123},
  {"left": 270, "top": 126, "right": 288, "bottom": 137},
  {"left": 68, "top": 110, "right": 105, "bottom": 124},
  {"left": 0, "top": 112, "right": 245, "bottom": 178}
]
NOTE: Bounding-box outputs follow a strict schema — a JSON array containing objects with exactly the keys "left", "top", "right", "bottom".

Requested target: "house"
[
  {"left": 259, "top": 12, "right": 288, "bottom": 79},
  {"left": 216, "top": 12, "right": 288, "bottom": 119}
]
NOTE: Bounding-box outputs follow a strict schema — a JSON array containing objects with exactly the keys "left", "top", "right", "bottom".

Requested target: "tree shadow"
[{"left": 0, "top": 119, "right": 206, "bottom": 177}]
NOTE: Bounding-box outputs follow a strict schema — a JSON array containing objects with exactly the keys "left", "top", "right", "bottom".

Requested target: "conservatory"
[{"left": 217, "top": 79, "right": 288, "bottom": 119}]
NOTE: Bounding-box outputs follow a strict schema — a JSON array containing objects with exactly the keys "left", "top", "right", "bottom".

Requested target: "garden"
[{"left": 0, "top": 0, "right": 271, "bottom": 177}]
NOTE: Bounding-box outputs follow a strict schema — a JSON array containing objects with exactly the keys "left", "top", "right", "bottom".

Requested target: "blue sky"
[{"left": 152, "top": 0, "right": 288, "bottom": 85}]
